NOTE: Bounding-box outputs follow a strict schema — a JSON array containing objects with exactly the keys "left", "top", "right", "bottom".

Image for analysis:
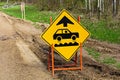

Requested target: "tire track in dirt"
[
  {"left": 1, "top": 11, "right": 120, "bottom": 80},
  {"left": 0, "top": 12, "right": 54, "bottom": 80},
  {"left": 31, "top": 36, "right": 120, "bottom": 80},
  {"left": 85, "top": 38, "right": 120, "bottom": 61}
]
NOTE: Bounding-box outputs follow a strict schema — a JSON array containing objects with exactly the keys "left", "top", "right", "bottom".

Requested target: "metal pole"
[
  {"left": 80, "top": 43, "right": 82, "bottom": 70},
  {"left": 51, "top": 44, "right": 54, "bottom": 77}
]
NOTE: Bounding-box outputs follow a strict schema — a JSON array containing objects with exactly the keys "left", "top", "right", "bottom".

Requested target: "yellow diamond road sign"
[{"left": 41, "top": 9, "right": 90, "bottom": 61}]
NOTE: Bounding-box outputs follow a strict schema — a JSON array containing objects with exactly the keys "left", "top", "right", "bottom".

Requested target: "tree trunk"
[
  {"left": 116, "top": 0, "right": 119, "bottom": 15},
  {"left": 85, "top": 0, "right": 87, "bottom": 10},
  {"left": 102, "top": 0, "right": 105, "bottom": 13},
  {"left": 60, "top": 0, "right": 63, "bottom": 8},
  {"left": 6, "top": 0, "right": 9, "bottom": 4},
  {"left": 88, "top": 0, "right": 91, "bottom": 18},
  {"left": 113, "top": 0, "right": 117, "bottom": 17},
  {"left": 98, "top": 0, "right": 103, "bottom": 19},
  {"left": 89, "top": 0, "right": 91, "bottom": 10},
  {"left": 6, "top": 0, "right": 9, "bottom": 8}
]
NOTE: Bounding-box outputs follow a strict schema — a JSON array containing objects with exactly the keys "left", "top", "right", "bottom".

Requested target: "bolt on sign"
[{"left": 41, "top": 9, "right": 90, "bottom": 61}]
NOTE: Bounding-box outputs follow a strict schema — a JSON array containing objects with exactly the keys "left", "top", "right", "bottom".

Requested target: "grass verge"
[
  {"left": 2, "top": 5, "right": 58, "bottom": 23},
  {"left": 85, "top": 47, "right": 120, "bottom": 70},
  {"left": 81, "top": 19, "right": 120, "bottom": 44},
  {"left": 85, "top": 47, "right": 101, "bottom": 61},
  {"left": 1, "top": 4, "right": 120, "bottom": 44},
  {"left": 115, "top": 62, "right": 120, "bottom": 69},
  {"left": 102, "top": 57, "right": 116, "bottom": 65}
]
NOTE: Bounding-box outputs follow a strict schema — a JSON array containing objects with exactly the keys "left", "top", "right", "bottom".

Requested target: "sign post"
[
  {"left": 21, "top": 2, "right": 25, "bottom": 19},
  {"left": 41, "top": 9, "right": 90, "bottom": 76}
]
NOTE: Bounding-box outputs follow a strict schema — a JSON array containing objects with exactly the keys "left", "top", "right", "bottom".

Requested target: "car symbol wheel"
[
  {"left": 57, "top": 36, "right": 62, "bottom": 41},
  {"left": 71, "top": 35, "right": 76, "bottom": 40}
]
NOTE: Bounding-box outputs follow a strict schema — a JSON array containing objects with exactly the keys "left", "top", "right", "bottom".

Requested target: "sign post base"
[{"left": 48, "top": 43, "right": 83, "bottom": 77}]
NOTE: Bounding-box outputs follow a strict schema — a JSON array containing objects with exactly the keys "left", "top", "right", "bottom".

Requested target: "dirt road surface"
[
  {"left": 0, "top": 12, "right": 53, "bottom": 80},
  {"left": 0, "top": 12, "right": 120, "bottom": 80}
]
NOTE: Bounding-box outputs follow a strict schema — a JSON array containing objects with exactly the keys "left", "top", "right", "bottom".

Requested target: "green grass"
[
  {"left": 2, "top": 5, "right": 58, "bottom": 23},
  {"left": 85, "top": 47, "right": 120, "bottom": 69},
  {"left": 3, "top": 5, "right": 21, "bottom": 18},
  {"left": 115, "top": 62, "right": 120, "bottom": 69},
  {"left": 102, "top": 57, "right": 116, "bottom": 65},
  {"left": 25, "top": 6, "right": 58, "bottom": 23},
  {"left": 0, "top": 2, "right": 6, "bottom": 10},
  {"left": 1, "top": 3, "right": 120, "bottom": 70},
  {"left": 1, "top": 4, "right": 120, "bottom": 44},
  {"left": 81, "top": 19, "right": 120, "bottom": 44},
  {"left": 85, "top": 47, "right": 101, "bottom": 61}
]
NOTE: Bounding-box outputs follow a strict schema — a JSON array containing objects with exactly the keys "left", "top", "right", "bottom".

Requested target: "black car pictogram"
[{"left": 53, "top": 29, "right": 79, "bottom": 41}]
